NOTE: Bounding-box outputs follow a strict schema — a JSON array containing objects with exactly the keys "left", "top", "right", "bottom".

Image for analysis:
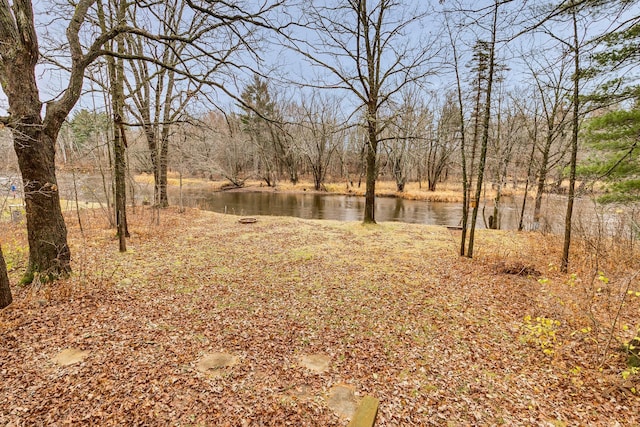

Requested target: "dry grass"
[
  {"left": 1, "top": 208, "right": 639, "bottom": 425},
  {"left": 136, "top": 174, "right": 530, "bottom": 204}
]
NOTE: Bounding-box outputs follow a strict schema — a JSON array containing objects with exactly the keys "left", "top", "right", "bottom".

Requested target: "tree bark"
[
  {"left": 0, "top": 245, "right": 12, "bottom": 309},
  {"left": 533, "top": 132, "right": 553, "bottom": 229},
  {"left": 467, "top": 3, "right": 498, "bottom": 259},
  {"left": 0, "top": 0, "right": 72, "bottom": 282},
  {"left": 561, "top": 11, "right": 580, "bottom": 273},
  {"left": 16, "top": 129, "right": 72, "bottom": 281},
  {"left": 446, "top": 18, "right": 469, "bottom": 256},
  {"left": 364, "top": 104, "right": 378, "bottom": 224},
  {"left": 98, "top": 0, "right": 128, "bottom": 250},
  {"left": 519, "top": 114, "right": 538, "bottom": 231},
  {"left": 114, "top": 115, "right": 129, "bottom": 252}
]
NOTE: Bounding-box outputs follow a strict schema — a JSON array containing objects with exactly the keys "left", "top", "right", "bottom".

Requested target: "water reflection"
[
  {"left": 175, "top": 190, "right": 498, "bottom": 228},
  {"left": 51, "top": 173, "right": 617, "bottom": 234}
]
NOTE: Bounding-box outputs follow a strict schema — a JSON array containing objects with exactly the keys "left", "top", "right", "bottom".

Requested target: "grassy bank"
[
  {"left": 1, "top": 207, "right": 639, "bottom": 425},
  {"left": 134, "top": 173, "right": 524, "bottom": 203}
]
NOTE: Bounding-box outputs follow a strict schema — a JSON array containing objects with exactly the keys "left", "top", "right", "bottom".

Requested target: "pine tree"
[{"left": 579, "top": 1, "right": 640, "bottom": 203}]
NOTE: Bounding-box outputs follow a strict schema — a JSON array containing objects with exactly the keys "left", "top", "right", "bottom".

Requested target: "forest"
[{"left": 1, "top": 0, "right": 640, "bottom": 425}]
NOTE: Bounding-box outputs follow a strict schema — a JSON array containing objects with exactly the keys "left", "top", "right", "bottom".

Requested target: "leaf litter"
[{"left": 0, "top": 206, "right": 639, "bottom": 425}]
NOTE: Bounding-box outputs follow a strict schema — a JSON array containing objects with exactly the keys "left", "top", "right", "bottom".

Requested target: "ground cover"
[{"left": 1, "top": 207, "right": 639, "bottom": 425}]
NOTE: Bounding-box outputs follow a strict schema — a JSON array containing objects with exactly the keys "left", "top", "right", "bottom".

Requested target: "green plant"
[
  {"left": 624, "top": 332, "right": 640, "bottom": 368},
  {"left": 521, "top": 315, "right": 561, "bottom": 355},
  {"left": 621, "top": 365, "right": 639, "bottom": 394},
  {"left": 4, "top": 244, "right": 27, "bottom": 272}
]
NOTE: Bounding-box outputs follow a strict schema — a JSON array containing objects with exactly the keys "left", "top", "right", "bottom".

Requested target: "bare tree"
[
  {"left": 0, "top": 0, "right": 131, "bottom": 282},
  {"left": 513, "top": 94, "right": 540, "bottom": 231},
  {"left": 384, "top": 89, "right": 430, "bottom": 192},
  {"left": 487, "top": 91, "right": 525, "bottom": 230},
  {"left": 285, "top": 0, "right": 435, "bottom": 223},
  {"left": 428, "top": 93, "right": 460, "bottom": 192},
  {"left": 525, "top": 0, "right": 594, "bottom": 270},
  {"left": 523, "top": 48, "right": 573, "bottom": 231},
  {"left": 296, "top": 92, "right": 345, "bottom": 191},
  {"left": 444, "top": 13, "right": 470, "bottom": 256},
  {"left": 124, "top": 1, "right": 216, "bottom": 207},
  {"left": 562, "top": 5, "right": 583, "bottom": 272},
  {"left": 96, "top": 0, "right": 129, "bottom": 252}
]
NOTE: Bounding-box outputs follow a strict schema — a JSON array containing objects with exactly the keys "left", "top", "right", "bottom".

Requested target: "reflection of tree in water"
[
  {"left": 426, "top": 202, "right": 453, "bottom": 226},
  {"left": 170, "top": 190, "right": 590, "bottom": 230},
  {"left": 312, "top": 195, "right": 326, "bottom": 219},
  {"left": 392, "top": 198, "right": 405, "bottom": 219}
]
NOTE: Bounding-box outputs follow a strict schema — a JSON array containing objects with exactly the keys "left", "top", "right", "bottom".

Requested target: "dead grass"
[
  {"left": 1, "top": 208, "right": 639, "bottom": 425},
  {"left": 135, "top": 174, "right": 529, "bottom": 204}
]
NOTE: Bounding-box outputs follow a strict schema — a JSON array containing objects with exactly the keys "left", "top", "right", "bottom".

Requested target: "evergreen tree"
[
  {"left": 580, "top": 108, "right": 640, "bottom": 203},
  {"left": 579, "top": 0, "right": 640, "bottom": 203},
  {"left": 240, "top": 76, "right": 279, "bottom": 186}
]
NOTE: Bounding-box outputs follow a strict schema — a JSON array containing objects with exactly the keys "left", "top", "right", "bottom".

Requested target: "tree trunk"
[
  {"left": 157, "top": 67, "right": 176, "bottom": 208},
  {"left": 114, "top": 117, "right": 128, "bottom": 252},
  {"left": 561, "top": 12, "right": 580, "bottom": 273},
  {"left": 1, "top": 1, "right": 72, "bottom": 283},
  {"left": 14, "top": 126, "right": 72, "bottom": 283},
  {"left": 467, "top": 3, "right": 498, "bottom": 259},
  {"left": 141, "top": 122, "right": 161, "bottom": 206},
  {"left": 364, "top": 108, "right": 378, "bottom": 224},
  {"left": 519, "top": 120, "right": 538, "bottom": 231},
  {"left": 158, "top": 138, "right": 169, "bottom": 207},
  {"left": 533, "top": 134, "right": 553, "bottom": 229},
  {"left": 0, "top": 245, "right": 12, "bottom": 309},
  {"left": 110, "top": 38, "right": 129, "bottom": 251},
  {"left": 447, "top": 19, "right": 469, "bottom": 256}
]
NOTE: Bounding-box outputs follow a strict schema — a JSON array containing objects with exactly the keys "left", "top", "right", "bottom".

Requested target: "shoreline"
[{"left": 133, "top": 174, "right": 528, "bottom": 204}]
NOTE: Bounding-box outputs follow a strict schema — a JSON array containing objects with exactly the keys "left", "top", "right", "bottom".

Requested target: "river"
[
  {"left": 170, "top": 189, "right": 582, "bottom": 232},
  {"left": 17, "top": 173, "right": 627, "bottom": 234}
]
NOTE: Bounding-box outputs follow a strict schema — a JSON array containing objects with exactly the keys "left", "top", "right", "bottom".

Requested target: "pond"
[
  {"left": 48, "top": 173, "right": 624, "bottom": 234},
  {"left": 172, "top": 190, "right": 529, "bottom": 230}
]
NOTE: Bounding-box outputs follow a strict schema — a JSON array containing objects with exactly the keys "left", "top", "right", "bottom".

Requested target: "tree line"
[{"left": 1, "top": 0, "right": 639, "bottom": 307}]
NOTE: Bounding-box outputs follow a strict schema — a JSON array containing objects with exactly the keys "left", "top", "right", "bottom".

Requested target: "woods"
[
  {"left": 0, "top": 0, "right": 637, "bottom": 285},
  {"left": 0, "top": 0, "right": 637, "bottom": 284}
]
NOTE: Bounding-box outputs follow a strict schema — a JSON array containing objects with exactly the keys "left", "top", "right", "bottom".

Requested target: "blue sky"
[{"left": 1, "top": 0, "right": 636, "bottom": 120}]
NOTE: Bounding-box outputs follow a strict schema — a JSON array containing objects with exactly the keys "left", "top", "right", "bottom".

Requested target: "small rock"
[
  {"left": 328, "top": 384, "right": 358, "bottom": 419},
  {"left": 52, "top": 348, "right": 89, "bottom": 366},
  {"left": 298, "top": 354, "right": 331, "bottom": 373},
  {"left": 196, "top": 352, "right": 238, "bottom": 376}
]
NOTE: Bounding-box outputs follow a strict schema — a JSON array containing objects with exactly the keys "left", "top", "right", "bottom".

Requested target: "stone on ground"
[
  {"left": 196, "top": 352, "right": 238, "bottom": 376},
  {"left": 52, "top": 348, "right": 89, "bottom": 366},
  {"left": 328, "top": 384, "right": 359, "bottom": 419},
  {"left": 298, "top": 353, "right": 331, "bottom": 373}
]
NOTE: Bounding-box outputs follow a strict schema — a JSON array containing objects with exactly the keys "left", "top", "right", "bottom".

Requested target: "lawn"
[{"left": 1, "top": 207, "right": 639, "bottom": 425}]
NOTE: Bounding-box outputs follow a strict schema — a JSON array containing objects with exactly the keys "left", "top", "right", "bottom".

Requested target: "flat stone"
[
  {"left": 196, "top": 352, "right": 238, "bottom": 375},
  {"left": 52, "top": 348, "right": 89, "bottom": 366},
  {"left": 298, "top": 353, "right": 331, "bottom": 373},
  {"left": 328, "top": 384, "right": 358, "bottom": 419}
]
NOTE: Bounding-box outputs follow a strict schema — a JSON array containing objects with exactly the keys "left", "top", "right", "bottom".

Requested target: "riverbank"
[
  {"left": 1, "top": 207, "right": 638, "bottom": 425},
  {"left": 134, "top": 173, "right": 524, "bottom": 204}
]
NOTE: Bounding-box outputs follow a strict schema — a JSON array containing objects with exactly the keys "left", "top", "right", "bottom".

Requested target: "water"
[
  {"left": 48, "top": 173, "right": 626, "bottom": 233},
  {"left": 173, "top": 190, "right": 527, "bottom": 229}
]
